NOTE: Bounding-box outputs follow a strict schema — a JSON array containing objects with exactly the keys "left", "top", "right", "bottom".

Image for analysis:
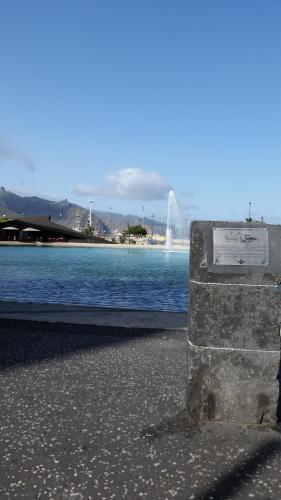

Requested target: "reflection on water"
[{"left": 0, "top": 247, "right": 189, "bottom": 311}]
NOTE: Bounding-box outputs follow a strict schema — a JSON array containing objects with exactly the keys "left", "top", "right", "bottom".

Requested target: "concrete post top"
[{"left": 189, "top": 220, "right": 281, "bottom": 350}]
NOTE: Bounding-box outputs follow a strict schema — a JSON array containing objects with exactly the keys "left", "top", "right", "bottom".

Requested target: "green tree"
[
  {"left": 126, "top": 225, "right": 147, "bottom": 237},
  {"left": 119, "top": 232, "right": 127, "bottom": 244},
  {"left": 119, "top": 225, "right": 147, "bottom": 244},
  {"left": 82, "top": 225, "right": 95, "bottom": 237}
]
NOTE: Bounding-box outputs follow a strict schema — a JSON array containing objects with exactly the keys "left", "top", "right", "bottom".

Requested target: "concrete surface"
[
  {"left": 187, "top": 221, "right": 281, "bottom": 424},
  {"left": 1, "top": 319, "right": 281, "bottom": 499},
  {"left": 0, "top": 301, "right": 187, "bottom": 330}
]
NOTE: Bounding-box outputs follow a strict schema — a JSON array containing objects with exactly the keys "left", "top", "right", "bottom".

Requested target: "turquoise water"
[{"left": 0, "top": 247, "right": 189, "bottom": 311}]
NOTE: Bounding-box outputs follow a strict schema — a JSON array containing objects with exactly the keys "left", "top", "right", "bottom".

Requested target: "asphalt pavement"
[{"left": 0, "top": 319, "right": 281, "bottom": 499}]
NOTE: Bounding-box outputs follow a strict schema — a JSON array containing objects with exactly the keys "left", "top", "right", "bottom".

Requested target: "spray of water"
[{"left": 165, "top": 190, "right": 183, "bottom": 249}]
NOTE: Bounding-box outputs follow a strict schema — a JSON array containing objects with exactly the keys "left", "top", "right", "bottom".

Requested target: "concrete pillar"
[{"left": 187, "top": 221, "right": 281, "bottom": 424}]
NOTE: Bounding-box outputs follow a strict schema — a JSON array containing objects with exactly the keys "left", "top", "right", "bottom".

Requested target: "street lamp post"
[
  {"left": 108, "top": 207, "right": 112, "bottom": 236},
  {"left": 76, "top": 213, "right": 80, "bottom": 231},
  {"left": 248, "top": 202, "right": 252, "bottom": 221}
]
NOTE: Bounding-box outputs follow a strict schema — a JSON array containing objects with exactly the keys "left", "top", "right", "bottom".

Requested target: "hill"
[{"left": 0, "top": 187, "right": 166, "bottom": 236}]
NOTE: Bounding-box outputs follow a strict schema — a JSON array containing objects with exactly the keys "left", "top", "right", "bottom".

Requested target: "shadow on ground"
[
  {"left": 195, "top": 438, "right": 281, "bottom": 500},
  {"left": 0, "top": 318, "right": 171, "bottom": 370}
]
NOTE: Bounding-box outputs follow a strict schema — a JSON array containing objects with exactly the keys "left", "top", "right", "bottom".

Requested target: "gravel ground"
[{"left": 0, "top": 319, "right": 281, "bottom": 500}]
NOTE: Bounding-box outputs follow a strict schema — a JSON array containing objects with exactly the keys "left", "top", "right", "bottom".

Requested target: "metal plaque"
[{"left": 213, "top": 227, "right": 269, "bottom": 266}]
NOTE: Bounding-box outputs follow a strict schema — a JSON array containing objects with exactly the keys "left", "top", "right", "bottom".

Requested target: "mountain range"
[{"left": 0, "top": 187, "right": 166, "bottom": 236}]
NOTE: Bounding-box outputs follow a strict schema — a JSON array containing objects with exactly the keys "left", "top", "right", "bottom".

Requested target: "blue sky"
[{"left": 0, "top": 0, "right": 280, "bottom": 222}]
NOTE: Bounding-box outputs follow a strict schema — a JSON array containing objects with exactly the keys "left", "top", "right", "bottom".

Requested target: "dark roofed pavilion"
[{"left": 0, "top": 216, "right": 88, "bottom": 242}]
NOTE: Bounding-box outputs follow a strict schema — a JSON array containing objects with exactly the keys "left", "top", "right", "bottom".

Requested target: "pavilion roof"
[{"left": 0, "top": 216, "right": 87, "bottom": 240}]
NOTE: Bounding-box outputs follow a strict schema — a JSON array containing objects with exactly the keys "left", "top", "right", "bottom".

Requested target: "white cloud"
[
  {"left": 73, "top": 168, "right": 172, "bottom": 201},
  {"left": 0, "top": 136, "right": 34, "bottom": 172}
]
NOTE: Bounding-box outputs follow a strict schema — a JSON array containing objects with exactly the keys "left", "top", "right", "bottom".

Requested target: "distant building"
[{"left": 0, "top": 216, "right": 88, "bottom": 242}]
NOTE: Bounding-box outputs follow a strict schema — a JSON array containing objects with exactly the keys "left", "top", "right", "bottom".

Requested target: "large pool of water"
[{"left": 0, "top": 246, "right": 189, "bottom": 311}]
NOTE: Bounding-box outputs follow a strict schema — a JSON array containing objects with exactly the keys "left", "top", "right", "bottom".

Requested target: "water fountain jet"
[{"left": 165, "top": 190, "right": 181, "bottom": 250}]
